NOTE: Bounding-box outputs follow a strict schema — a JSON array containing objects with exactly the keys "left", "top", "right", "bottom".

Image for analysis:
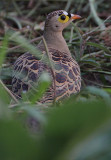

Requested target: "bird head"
[{"left": 45, "top": 10, "right": 81, "bottom": 32}]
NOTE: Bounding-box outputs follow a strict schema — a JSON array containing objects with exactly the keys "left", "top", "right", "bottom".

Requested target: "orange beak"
[{"left": 71, "top": 14, "right": 81, "bottom": 20}]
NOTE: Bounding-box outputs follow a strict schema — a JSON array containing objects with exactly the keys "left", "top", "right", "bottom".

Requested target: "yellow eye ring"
[{"left": 58, "top": 14, "right": 69, "bottom": 23}]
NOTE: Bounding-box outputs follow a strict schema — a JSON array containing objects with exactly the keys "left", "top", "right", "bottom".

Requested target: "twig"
[
  {"left": 82, "top": 69, "right": 111, "bottom": 75},
  {"left": 0, "top": 79, "right": 19, "bottom": 103},
  {"left": 28, "top": 0, "right": 34, "bottom": 8},
  {"left": 42, "top": 36, "right": 54, "bottom": 69},
  {"left": 8, "top": 36, "right": 42, "bottom": 52},
  {"left": 82, "top": 77, "right": 111, "bottom": 88},
  {"left": 41, "top": 36, "right": 56, "bottom": 103},
  {"left": 80, "top": 50, "right": 103, "bottom": 60},
  {"left": 69, "top": 26, "right": 74, "bottom": 43},
  {"left": 72, "top": 16, "right": 111, "bottom": 41},
  {"left": 9, "top": 103, "right": 19, "bottom": 109}
]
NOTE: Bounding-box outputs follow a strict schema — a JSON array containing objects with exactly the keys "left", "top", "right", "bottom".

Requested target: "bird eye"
[
  {"left": 58, "top": 14, "right": 69, "bottom": 23},
  {"left": 60, "top": 15, "right": 66, "bottom": 20}
]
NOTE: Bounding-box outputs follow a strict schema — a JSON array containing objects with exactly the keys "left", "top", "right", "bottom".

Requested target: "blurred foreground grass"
[
  {"left": 1, "top": 99, "right": 111, "bottom": 160},
  {"left": 0, "top": 30, "right": 111, "bottom": 160}
]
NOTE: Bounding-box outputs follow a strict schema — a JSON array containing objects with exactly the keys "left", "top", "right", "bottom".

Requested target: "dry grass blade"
[{"left": 89, "top": 0, "right": 105, "bottom": 30}]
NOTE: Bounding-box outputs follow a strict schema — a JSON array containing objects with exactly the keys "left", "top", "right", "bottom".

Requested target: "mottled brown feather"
[{"left": 12, "top": 47, "right": 81, "bottom": 103}]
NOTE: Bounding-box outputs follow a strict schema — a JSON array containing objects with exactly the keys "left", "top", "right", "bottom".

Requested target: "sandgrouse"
[{"left": 12, "top": 10, "right": 81, "bottom": 103}]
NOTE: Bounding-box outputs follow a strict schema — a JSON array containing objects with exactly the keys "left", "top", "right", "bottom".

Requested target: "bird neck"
[{"left": 39, "top": 30, "right": 71, "bottom": 56}]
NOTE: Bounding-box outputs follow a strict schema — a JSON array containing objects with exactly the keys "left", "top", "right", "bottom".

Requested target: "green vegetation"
[{"left": 0, "top": 0, "right": 111, "bottom": 160}]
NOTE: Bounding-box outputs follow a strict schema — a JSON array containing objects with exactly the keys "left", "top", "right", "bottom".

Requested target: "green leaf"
[
  {"left": 86, "top": 42, "right": 111, "bottom": 54},
  {"left": 8, "top": 31, "right": 42, "bottom": 59},
  {"left": 84, "top": 69, "right": 111, "bottom": 75},
  {"left": 103, "top": 88, "right": 111, "bottom": 94},
  {"left": 86, "top": 86, "right": 111, "bottom": 104},
  {"left": 35, "top": 99, "right": 111, "bottom": 160},
  {"left": 0, "top": 119, "right": 37, "bottom": 160},
  {"left": 80, "top": 58, "right": 100, "bottom": 67},
  {"left": 0, "top": 81, "right": 10, "bottom": 104},
  {"left": 0, "top": 35, "right": 8, "bottom": 68},
  {"left": 22, "top": 72, "right": 51, "bottom": 104}
]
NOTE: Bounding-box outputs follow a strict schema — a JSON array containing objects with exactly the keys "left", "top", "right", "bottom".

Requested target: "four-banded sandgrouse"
[{"left": 12, "top": 10, "right": 81, "bottom": 103}]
